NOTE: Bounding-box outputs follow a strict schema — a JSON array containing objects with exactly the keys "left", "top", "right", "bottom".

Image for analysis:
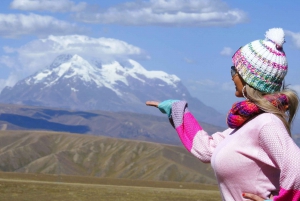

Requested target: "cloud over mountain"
[{"left": 0, "top": 35, "right": 147, "bottom": 91}]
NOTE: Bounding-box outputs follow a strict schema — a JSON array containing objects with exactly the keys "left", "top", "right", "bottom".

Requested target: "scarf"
[{"left": 227, "top": 94, "right": 288, "bottom": 129}]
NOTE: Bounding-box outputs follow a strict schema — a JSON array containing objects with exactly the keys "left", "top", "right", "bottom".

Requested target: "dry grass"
[
  {"left": 0, "top": 172, "right": 221, "bottom": 201},
  {"left": 0, "top": 131, "right": 217, "bottom": 184}
]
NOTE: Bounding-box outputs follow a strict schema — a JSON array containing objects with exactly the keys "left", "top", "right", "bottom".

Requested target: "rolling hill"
[{"left": 0, "top": 130, "right": 217, "bottom": 184}]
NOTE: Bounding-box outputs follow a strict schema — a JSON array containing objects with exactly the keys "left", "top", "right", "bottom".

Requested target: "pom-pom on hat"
[{"left": 232, "top": 28, "right": 288, "bottom": 93}]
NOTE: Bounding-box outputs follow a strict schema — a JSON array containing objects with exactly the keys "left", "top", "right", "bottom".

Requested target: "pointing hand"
[{"left": 145, "top": 101, "right": 160, "bottom": 107}]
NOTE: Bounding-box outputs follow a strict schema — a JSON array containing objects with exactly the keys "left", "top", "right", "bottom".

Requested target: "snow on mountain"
[
  {"left": 25, "top": 54, "right": 180, "bottom": 96},
  {"left": 0, "top": 54, "right": 226, "bottom": 127}
]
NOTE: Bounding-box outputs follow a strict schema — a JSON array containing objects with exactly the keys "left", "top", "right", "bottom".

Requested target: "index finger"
[{"left": 145, "top": 101, "right": 160, "bottom": 107}]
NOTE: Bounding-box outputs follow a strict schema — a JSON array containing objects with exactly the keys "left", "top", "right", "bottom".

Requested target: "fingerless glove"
[{"left": 158, "top": 99, "right": 179, "bottom": 118}]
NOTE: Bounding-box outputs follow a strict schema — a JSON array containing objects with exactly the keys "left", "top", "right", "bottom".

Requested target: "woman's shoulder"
[
  {"left": 246, "top": 112, "right": 285, "bottom": 131},
  {"left": 253, "top": 112, "right": 283, "bottom": 124},
  {"left": 249, "top": 113, "right": 288, "bottom": 137}
]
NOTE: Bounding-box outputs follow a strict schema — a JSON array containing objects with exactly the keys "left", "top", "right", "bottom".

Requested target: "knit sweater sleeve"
[
  {"left": 171, "top": 101, "right": 231, "bottom": 163},
  {"left": 259, "top": 116, "right": 300, "bottom": 201}
]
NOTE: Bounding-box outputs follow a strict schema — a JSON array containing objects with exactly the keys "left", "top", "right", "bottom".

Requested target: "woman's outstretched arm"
[{"left": 146, "top": 100, "right": 231, "bottom": 163}]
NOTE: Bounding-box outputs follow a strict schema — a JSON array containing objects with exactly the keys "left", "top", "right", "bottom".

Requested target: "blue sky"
[{"left": 0, "top": 0, "right": 300, "bottom": 114}]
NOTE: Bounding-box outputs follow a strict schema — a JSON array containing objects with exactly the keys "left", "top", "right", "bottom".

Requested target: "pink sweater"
[{"left": 171, "top": 101, "right": 300, "bottom": 201}]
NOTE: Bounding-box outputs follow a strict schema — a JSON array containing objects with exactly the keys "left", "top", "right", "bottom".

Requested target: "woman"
[{"left": 146, "top": 28, "right": 300, "bottom": 201}]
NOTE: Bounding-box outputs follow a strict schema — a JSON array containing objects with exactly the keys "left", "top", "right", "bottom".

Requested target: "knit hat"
[{"left": 232, "top": 28, "right": 288, "bottom": 93}]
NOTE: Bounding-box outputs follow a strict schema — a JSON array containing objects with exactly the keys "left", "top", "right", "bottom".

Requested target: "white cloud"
[
  {"left": 0, "top": 56, "right": 18, "bottom": 68},
  {"left": 0, "top": 79, "right": 6, "bottom": 92},
  {"left": 0, "top": 74, "right": 19, "bottom": 92},
  {"left": 220, "top": 47, "right": 233, "bottom": 56},
  {"left": 0, "top": 13, "right": 85, "bottom": 38},
  {"left": 74, "top": 0, "right": 247, "bottom": 27},
  {"left": 17, "top": 35, "right": 145, "bottom": 62},
  {"left": 10, "top": 0, "right": 87, "bottom": 12},
  {"left": 286, "top": 30, "right": 300, "bottom": 49},
  {"left": 0, "top": 35, "right": 147, "bottom": 88}
]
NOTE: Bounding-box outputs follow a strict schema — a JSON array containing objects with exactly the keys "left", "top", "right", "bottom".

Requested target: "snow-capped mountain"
[
  {"left": 25, "top": 54, "right": 180, "bottom": 96},
  {"left": 0, "top": 54, "right": 226, "bottom": 127}
]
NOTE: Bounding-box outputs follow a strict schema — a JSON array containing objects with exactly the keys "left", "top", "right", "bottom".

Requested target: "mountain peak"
[
  {"left": 0, "top": 54, "right": 226, "bottom": 127},
  {"left": 22, "top": 55, "right": 181, "bottom": 96},
  {"left": 129, "top": 59, "right": 180, "bottom": 86},
  {"left": 50, "top": 54, "right": 74, "bottom": 68},
  {"left": 49, "top": 54, "right": 89, "bottom": 69},
  {"left": 24, "top": 54, "right": 96, "bottom": 87}
]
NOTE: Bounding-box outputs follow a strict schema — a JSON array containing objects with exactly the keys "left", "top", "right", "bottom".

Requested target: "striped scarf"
[{"left": 227, "top": 94, "right": 288, "bottom": 129}]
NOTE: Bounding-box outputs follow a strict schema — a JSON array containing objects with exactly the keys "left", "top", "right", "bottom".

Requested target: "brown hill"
[
  {"left": 0, "top": 103, "right": 225, "bottom": 145},
  {"left": 0, "top": 130, "right": 217, "bottom": 184}
]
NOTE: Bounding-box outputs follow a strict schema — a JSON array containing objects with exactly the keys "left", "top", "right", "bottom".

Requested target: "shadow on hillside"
[
  {"left": 20, "top": 108, "right": 99, "bottom": 120},
  {"left": 0, "top": 114, "right": 90, "bottom": 133}
]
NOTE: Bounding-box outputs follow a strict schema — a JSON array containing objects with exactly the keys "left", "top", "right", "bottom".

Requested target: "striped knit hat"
[{"left": 232, "top": 28, "right": 288, "bottom": 93}]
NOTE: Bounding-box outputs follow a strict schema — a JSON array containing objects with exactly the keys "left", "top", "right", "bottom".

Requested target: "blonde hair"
[{"left": 245, "top": 84, "right": 299, "bottom": 136}]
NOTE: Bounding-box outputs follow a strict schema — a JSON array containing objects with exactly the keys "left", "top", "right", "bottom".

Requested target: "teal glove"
[{"left": 158, "top": 99, "right": 179, "bottom": 118}]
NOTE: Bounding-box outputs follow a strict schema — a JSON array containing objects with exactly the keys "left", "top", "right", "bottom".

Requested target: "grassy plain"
[{"left": 0, "top": 172, "right": 221, "bottom": 201}]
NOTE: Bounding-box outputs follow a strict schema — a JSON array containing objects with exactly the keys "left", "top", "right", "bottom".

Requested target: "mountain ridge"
[
  {"left": 0, "top": 103, "right": 225, "bottom": 145},
  {"left": 0, "top": 54, "right": 226, "bottom": 127}
]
